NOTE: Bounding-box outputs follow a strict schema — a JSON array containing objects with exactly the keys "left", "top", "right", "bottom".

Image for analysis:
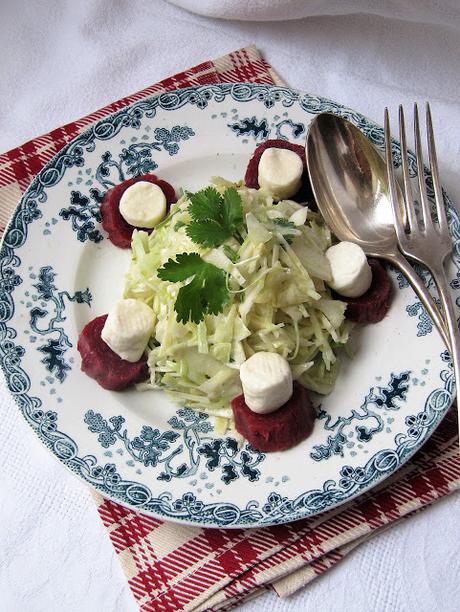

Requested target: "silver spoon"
[{"left": 306, "top": 112, "right": 450, "bottom": 349}]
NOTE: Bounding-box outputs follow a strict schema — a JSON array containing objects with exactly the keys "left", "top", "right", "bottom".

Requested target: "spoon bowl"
[
  {"left": 306, "top": 112, "right": 449, "bottom": 347},
  {"left": 306, "top": 112, "right": 402, "bottom": 255}
]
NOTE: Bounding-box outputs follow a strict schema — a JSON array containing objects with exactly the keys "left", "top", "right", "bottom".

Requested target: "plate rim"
[{"left": 0, "top": 82, "right": 456, "bottom": 528}]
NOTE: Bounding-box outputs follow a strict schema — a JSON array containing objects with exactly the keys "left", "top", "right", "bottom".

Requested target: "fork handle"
[{"left": 384, "top": 251, "right": 451, "bottom": 351}]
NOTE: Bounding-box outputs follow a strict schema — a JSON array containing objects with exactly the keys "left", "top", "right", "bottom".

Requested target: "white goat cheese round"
[
  {"left": 325, "top": 241, "right": 372, "bottom": 298},
  {"left": 101, "top": 299, "right": 155, "bottom": 362},
  {"left": 258, "top": 148, "right": 303, "bottom": 200},
  {"left": 119, "top": 181, "right": 167, "bottom": 228},
  {"left": 239, "top": 351, "right": 293, "bottom": 414}
]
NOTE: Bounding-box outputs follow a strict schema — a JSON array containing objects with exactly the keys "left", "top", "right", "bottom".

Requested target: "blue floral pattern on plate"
[
  {"left": 28, "top": 266, "right": 91, "bottom": 382},
  {"left": 84, "top": 407, "right": 265, "bottom": 485},
  {"left": 310, "top": 371, "right": 410, "bottom": 461}
]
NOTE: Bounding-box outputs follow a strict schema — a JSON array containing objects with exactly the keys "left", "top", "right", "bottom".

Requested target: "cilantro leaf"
[
  {"left": 157, "top": 252, "right": 229, "bottom": 324},
  {"left": 175, "top": 278, "right": 205, "bottom": 324},
  {"left": 157, "top": 252, "right": 203, "bottom": 281},
  {"left": 202, "top": 266, "right": 229, "bottom": 315},
  {"left": 187, "top": 187, "right": 222, "bottom": 222},
  {"left": 186, "top": 220, "right": 231, "bottom": 248},
  {"left": 185, "top": 186, "right": 243, "bottom": 248},
  {"left": 222, "top": 187, "right": 243, "bottom": 230}
]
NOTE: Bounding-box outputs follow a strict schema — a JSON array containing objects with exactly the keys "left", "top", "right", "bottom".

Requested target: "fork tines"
[{"left": 384, "top": 103, "right": 448, "bottom": 239}]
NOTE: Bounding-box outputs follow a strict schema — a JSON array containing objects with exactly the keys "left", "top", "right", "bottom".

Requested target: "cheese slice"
[
  {"left": 101, "top": 299, "right": 155, "bottom": 362},
  {"left": 258, "top": 148, "right": 303, "bottom": 200},
  {"left": 239, "top": 351, "right": 293, "bottom": 414},
  {"left": 325, "top": 242, "right": 372, "bottom": 298},
  {"left": 119, "top": 181, "right": 167, "bottom": 228}
]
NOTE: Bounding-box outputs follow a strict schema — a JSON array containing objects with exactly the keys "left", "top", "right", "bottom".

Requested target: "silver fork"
[{"left": 384, "top": 103, "right": 459, "bottom": 411}]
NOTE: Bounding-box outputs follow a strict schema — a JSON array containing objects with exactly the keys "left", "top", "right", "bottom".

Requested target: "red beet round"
[
  {"left": 340, "top": 259, "right": 392, "bottom": 324},
  {"left": 244, "top": 139, "right": 314, "bottom": 205},
  {"left": 77, "top": 315, "right": 149, "bottom": 390},
  {"left": 231, "top": 381, "right": 315, "bottom": 452},
  {"left": 100, "top": 174, "right": 176, "bottom": 248}
]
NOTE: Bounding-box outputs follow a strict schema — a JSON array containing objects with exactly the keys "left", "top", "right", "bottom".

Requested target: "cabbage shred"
[{"left": 124, "top": 178, "right": 352, "bottom": 424}]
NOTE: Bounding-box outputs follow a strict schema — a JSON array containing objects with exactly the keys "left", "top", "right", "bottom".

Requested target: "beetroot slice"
[
  {"left": 100, "top": 174, "right": 176, "bottom": 249},
  {"left": 340, "top": 259, "right": 392, "bottom": 324},
  {"left": 231, "top": 382, "right": 315, "bottom": 453},
  {"left": 77, "top": 315, "right": 149, "bottom": 391},
  {"left": 244, "top": 139, "right": 314, "bottom": 205}
]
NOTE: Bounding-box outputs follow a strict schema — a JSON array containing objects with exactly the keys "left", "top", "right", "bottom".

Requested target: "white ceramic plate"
[{"left": 1, "top": 84, "right": 457, "bottom": 528}]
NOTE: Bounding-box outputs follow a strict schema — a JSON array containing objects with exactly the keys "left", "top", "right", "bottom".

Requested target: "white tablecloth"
[{"left": 1, "top": 1, "right": 460, "bottom": 610}]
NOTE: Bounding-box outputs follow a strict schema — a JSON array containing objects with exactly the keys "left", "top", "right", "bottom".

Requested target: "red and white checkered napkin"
[{"left": 1, "top": 45, "right": 459, "bottom": 611}]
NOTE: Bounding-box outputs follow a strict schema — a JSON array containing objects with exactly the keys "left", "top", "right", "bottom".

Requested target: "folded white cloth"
[{"left": 167, "top": 0, "right": 460, "bottom": 29}]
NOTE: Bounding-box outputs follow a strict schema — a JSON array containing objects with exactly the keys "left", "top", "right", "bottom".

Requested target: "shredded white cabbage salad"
[{"left": 124, "top": 177, "right": 352, "bottom": 432}]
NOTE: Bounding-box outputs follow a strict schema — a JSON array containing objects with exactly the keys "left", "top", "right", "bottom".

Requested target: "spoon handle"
[{"left": 385, "top": 251, "right": 451, "bottom": 351}]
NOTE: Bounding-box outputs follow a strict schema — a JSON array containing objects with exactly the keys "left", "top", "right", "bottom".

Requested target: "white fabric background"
[
  {"left": 167, "top": 0, "right": 460, "bottom": 29},
  {"left": 1, "top": 1, "right": 460, "bottom": 610}
]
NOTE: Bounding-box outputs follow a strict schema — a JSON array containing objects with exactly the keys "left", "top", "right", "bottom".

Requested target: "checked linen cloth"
[{"left": 1, "top": 45, "right": 459, "bottom": 611}]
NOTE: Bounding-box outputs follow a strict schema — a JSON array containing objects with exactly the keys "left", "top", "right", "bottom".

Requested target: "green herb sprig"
[
  {"left": 158, "top": 253, "right": 229, "bottom": 324},
  {"left": 185, "top": 186, "right": 243, "bottom": 248}
]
